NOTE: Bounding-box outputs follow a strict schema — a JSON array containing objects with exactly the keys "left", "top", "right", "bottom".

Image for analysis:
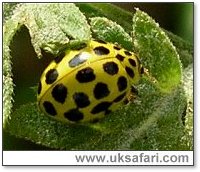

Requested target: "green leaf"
[
  {"left": 133, "top": 9, "right": 182, "bottom": 91},
  {"left": 3, "top": 3, "right": 18, "bottom": 22},
  {"left": 3, "top": 75, "right": 14, "bottom": 126},
  {"left": 76, "top": 3, "right": 133, "bottom": 34},
  {"left": 8, "top": 3, "right": 91, "bottom": 57},
  {"left": 181, "top": 64, "right": 193, "bottom": 150},
  {"left": 166, "top": 31, "right": 193, "bottom": 68},
  {"left": 3, "top": 8, "right": 21, "bottom": 126},
  {"left": 77, "top": 3, "right": 193, "bottom": 69},
  {"left": 90, "top": 17, "right": 133, "bottom": 51}
]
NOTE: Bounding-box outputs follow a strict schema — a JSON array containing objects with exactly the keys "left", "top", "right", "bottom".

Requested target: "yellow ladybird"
[{"left": 37, "top": 40, "right": 144, "bottom": 123}]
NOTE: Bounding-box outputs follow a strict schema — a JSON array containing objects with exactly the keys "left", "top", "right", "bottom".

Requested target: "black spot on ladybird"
[
  {"left": 91, "top": 102, "right": 112, "bottom": 114},
  {"left": 38, "top": 81, "right": 42, "bottom": 95},
  {"left": 113, "top": 45, "right": 121, "bottom": 50},
  {"left": 103, "top": 62, "right": 119, "bottom": 75},
  {"left": 64, "top": 109, "right": 84, "bottom": 122},
  {"left": 54, "top": 52, "right": 65, "bottom": 64},
  {"left": 128, "top": 58, "right": 136, "bottom": 67},
  {"left": 124, "top": 50, "right": 132, "bottom": 56},
  {"left": 69, "top": 52, "right": 89, "bottom": 67},
  {"left": 52, "top": 84, "right": 67, "bottom": 104},
  {"left": 116, "top": 54, "right": 125, "bottom": 61},
  {"left": 117, "top": 76, "right": 127, "bottom": 92},
  {"left": 113, "top": 92, "right": 126, "bottom": 103},
  {"left": 94, "top": 46, "right": 110, "bottom": 55},
  {"left": 45, "top": 69, "right": 58, "bottom": 84},
  {"left": 125, "top": 66, "right": 135, "bottom": 78},
  {"left": 76, "top": 67, "right": 96, "bottom": 83},
  {"left": 43, "top": 101, "right": 57, "bottom": 116},
  {"left": 73, "top": 92, "right": 90, "bottom": 108},
  {"left": 94, "top": 82, "right": 110, "bottom": 99}
]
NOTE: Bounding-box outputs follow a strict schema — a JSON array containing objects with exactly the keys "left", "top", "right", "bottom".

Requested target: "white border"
[
  {"left": 1, "top": 0, "right": 198, "bottom": 170},
  {"left": 3, "top": 151, "right": 194, "bottom": 166}
]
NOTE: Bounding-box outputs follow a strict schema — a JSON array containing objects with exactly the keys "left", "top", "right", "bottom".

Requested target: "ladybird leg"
[
  {"left": 123, "top": 98, "right": 129, "bottom": 105},
  {"left": 131, "top": 85, "right": 139, "bottom": 95},
  {"left": 123, "top": 86, "right": 139, "bottom": 105},
  {"left": 143, "top": 67, "right": 158, "bottom": 83},
  {"left": 128, "top": 85, "right": 139, "bottom": 102}
]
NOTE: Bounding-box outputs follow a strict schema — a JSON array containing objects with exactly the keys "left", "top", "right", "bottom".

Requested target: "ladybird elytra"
[{"left": 37, "top": 40, "right": 143, "bottom": 123}]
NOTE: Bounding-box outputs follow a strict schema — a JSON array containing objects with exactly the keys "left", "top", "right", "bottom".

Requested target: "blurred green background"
[{"left": 3, "top": 3, "right": 193, "bottom": 150}]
